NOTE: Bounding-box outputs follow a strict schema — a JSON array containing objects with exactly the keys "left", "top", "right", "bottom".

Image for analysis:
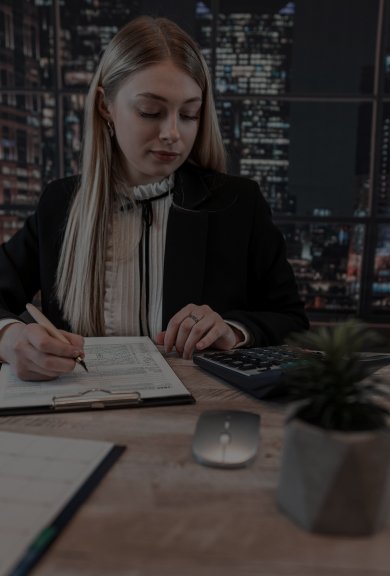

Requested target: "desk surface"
[{"left": 0, "top": 356, "right": 389, "bottom": 576}]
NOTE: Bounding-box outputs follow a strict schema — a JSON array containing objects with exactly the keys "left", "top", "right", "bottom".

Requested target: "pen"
[{"left": 26, "top": 303, "right": 88, "bottom": 372}]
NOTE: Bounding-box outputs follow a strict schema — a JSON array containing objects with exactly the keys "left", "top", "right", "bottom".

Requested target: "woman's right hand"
[{"left": 0, "top": 322, "right": 85, "bottom": 381}]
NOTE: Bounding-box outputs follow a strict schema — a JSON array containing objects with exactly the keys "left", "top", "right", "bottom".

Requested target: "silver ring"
[{"left": 188, "top": 313, "right": 200, "bottom": 324}]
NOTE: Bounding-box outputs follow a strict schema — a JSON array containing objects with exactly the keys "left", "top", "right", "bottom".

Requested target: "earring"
[{"left": 107, "top": 121, "right": 114, "bottom": 138}]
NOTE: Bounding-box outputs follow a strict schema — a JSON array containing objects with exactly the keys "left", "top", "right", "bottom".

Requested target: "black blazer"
[{"left": 0, "top": 162, "right": 309, "bottom": 345}]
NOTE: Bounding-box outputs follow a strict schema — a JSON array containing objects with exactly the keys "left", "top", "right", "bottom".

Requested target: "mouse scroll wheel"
[{"left": 219, "top": 432, "right": 231, "bottom": 446}]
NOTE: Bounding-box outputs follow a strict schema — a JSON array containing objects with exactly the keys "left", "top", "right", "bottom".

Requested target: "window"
[{"left": 0, "top": 0, "right": 388, "bottom": 322}]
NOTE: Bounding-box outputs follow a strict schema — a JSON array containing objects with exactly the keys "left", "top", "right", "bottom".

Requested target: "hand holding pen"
[
  {"left": 0, "top": 304, "right": 87, "bottom": 381},
  {"left": 26, "top": 304, "right": 88, "bottom": 372}
]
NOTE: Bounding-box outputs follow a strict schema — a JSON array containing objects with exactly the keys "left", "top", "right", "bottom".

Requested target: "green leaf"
[{"left": 286, "top": 320, "right": 390, "bottom": 431}]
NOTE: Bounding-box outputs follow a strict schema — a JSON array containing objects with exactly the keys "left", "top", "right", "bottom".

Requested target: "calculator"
[{"left": 192, "top": 346, "right": 390, "bottom": 401}]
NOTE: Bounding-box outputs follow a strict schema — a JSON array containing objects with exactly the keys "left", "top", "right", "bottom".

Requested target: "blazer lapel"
[{"left": 162, "top": 164, "right": 210, "bottom": 328}]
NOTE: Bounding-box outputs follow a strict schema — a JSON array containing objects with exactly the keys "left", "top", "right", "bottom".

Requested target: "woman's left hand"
[{"left": 155, "top": 304, "right": 243, "bottom": 359}]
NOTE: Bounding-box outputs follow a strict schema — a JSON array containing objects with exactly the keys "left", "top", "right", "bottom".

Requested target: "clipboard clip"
[{"left": 52, "top": 388, "right": 142, "bottom": 411}]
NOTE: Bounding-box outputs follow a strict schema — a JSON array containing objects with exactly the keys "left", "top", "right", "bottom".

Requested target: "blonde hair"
[{"left": 56, "top": 16, "right": 226, "bottom": 335}]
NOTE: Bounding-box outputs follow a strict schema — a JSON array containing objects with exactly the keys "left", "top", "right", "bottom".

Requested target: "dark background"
[{"left": 0, "top": 0, "right": 389, "bottom": 323}]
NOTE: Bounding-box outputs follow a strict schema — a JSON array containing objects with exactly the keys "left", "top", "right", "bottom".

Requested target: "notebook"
[{"left": 0, "top": 430, "right": 124, "bottom": 576}]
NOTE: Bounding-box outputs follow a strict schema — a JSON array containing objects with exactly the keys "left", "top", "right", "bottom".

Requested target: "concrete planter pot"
[{"left": 277, "top": 418, "right": 390, "bottom": 535}]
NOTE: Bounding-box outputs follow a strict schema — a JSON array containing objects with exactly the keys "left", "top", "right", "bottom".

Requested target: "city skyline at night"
[{"left": 0, "top": 0, "right": 389, "bottom": 319}]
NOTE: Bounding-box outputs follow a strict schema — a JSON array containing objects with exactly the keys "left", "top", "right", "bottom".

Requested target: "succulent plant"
[{"left": 286, "top": 320, "right": 389, "bottom": 432}]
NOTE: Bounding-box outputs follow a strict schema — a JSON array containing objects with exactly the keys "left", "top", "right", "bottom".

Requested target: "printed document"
[{"left": 0, "top": 337, "right": 192, "bottom": 411}]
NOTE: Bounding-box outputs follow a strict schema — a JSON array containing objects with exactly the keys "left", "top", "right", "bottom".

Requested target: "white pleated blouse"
[{"left": 104, "top": 174, "right": 174, "bottom": 339}]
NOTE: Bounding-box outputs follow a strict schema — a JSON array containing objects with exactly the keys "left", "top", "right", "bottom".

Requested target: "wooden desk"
[{"left": 0, "top": 356, "right": 389, "bottom": 576}]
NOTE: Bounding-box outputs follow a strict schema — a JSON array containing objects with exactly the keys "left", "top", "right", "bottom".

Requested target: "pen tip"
[{"left": 76, "top": 357, "right": 88, "bottom": 372}]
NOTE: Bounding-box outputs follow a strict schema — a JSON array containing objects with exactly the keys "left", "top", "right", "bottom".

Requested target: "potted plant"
[{"left": 277, "top": 320, "right": 390, "bottom": 535}]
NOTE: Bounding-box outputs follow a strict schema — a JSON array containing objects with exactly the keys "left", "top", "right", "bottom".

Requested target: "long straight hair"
[{"left": 56, "top": 16, "right": 226, "bottom": 335}]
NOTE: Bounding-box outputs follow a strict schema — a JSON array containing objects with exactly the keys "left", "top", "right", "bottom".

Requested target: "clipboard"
[
  {"left": 0, "top": 388, "right": 195, "bottom": 416},
  {"left": 0, "top": 336, "right": 195, "bottom": 415}
]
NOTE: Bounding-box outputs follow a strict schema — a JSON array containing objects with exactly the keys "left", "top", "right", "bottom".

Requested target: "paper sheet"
[
  {"left": 0, "top": 430, "right": 117, "bottom": 576},
  {"left": 0, "top": 337, "right": 191, "bottom": 409}
]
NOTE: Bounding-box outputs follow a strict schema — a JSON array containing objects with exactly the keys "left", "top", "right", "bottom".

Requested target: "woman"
[{"left": 0, "top": 16, "right": 309, "bottom": 380}]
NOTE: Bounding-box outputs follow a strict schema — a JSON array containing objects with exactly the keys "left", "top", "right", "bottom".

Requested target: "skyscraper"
[{"left": 196, "top": 3, "right": 295, "bottom": 213}]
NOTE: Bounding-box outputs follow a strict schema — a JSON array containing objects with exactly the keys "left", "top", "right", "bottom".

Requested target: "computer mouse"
[{"left": 192, "top": 409, "right": 260, "bottom": 469}]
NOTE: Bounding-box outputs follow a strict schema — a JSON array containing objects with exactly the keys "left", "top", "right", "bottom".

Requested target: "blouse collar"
[{"left": 132, "top": 173, "right": 175, "bottom": 202}]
